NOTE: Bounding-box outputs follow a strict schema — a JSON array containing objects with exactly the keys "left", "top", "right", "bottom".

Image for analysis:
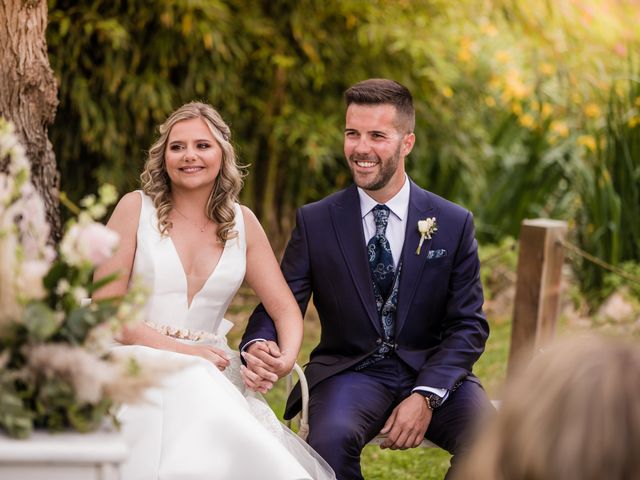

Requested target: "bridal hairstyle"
[
  {"left": 344, "top": 78, "right": 415, "bottom": 134},
  {"left": 140, "top": 102, "right": 244, "bottom": 243},
  {"left": 456, "top": 335, "right": 640, "bottom": 480}
]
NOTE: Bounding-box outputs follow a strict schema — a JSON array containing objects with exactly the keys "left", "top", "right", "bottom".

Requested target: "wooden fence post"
[{"left": 507, "top": 219, "right": 568, "bottom": 377}]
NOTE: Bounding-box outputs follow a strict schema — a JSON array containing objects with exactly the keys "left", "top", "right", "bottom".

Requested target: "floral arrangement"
[{"left": 0, "top": 118, "right": 160, "bottom": 439}]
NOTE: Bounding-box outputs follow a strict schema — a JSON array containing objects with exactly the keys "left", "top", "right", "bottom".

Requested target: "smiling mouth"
[
  {"left": 354, "top": 160, "right": 377, "bottom": 168},
  {"left": 179, "top": 166, "right": 204, "bottom": 173}
]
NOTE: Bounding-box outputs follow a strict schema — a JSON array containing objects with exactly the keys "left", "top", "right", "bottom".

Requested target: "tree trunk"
[{"left": 0, "top": 0, "right": 60, "bottom": 239}]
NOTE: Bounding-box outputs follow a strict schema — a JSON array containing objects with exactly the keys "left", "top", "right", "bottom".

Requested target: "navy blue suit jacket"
[{"left": 241, "top": 180, "right": 489, "bottom": 419}]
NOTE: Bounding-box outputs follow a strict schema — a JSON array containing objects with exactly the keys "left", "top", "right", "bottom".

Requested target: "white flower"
[
  {"left": 416, "top": 217, "right": 438, "bottom": 255},
  {"left": 72, "top": 286, "right": 89, "bottom": 304},
  {"left": 61, "top": 222, "right": 120, "bottom": 267},
  {"left": 17, "top": 260, "right": 50, "bottom": 300},
  {"left": 55, "top": 279, "right": 71, "bottom": 296},
  {"left": 98, "top": 184, "right": 118, "bottom": 206},
  {"left": 117, "top": 303, "right": 133, "bottom": 320},
  {"left": 80, "top": 194, "right": 96, "bottom": 208},
  {"left": 88, "top": 203, "right": 107, "bottom": 219},
  {"left": 27, "top": 344, "right": 119, "bottom": 404}
]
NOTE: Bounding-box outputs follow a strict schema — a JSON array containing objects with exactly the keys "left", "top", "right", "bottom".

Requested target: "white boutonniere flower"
[{"left": 416, "top": 217, "right": 437, "bottom": 255}]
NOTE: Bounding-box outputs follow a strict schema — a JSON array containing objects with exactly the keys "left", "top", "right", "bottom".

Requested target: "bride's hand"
[
  {"left": 241, "top": 364, "right": 275, "bottom": 394},
  {"left": 240, "top": 341, "right": 293, "bottom": 393},
  {"left": 245, "top": 341, "right": 294, "bottom": 378},
  {"left": 185, "top": 344, "right": 230, "bottom": 371}
]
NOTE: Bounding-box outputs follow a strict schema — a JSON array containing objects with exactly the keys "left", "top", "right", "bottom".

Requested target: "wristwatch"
[{"left": 420, "top": 391, "right": 444, "bottom": 411}]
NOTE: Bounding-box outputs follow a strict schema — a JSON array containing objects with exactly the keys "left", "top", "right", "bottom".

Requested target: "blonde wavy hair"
[
  {"left": 140, "top": 102, "right": 244, "bottom": 243},
  {"left": 456, "top": 334, "right": 640, "bottom": 480}
]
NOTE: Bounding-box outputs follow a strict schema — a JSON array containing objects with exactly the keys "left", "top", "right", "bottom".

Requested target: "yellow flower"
[
  {"left": 550, "top": 121, "right": 569, "bottom": 137},
  {"left": 494, "top": 50, "right": 511, "bottom": 64},
  {"left": 628, "top": 116, "right": 640, "bottom": 128},
  {"left": 583, "top": 103, "right": 601, "bottom": 119},
  {"left": 485, "top": 96, "right": 496, "bottom": 108},
  {"left": 511, "top": 103, "right": 523, "bottom": 116},
  {"left": 457, "top": 37, "right": 473, "bottom": 63},
  {"left": 541, "top": 103, "right": 553, "bottom": 118},
  {"left": 577, "top": 135, "right": 597, "bottom": 152},
  {"left": 441, "top": 86, "right": 454, "bottom": 99},
  {"left": 481, "top": 23, "right": 499, "bottom": 37},
  {"left": 504, "top": 69, "right": 530, "bottom": 100},
  {"left": 203, "top": 32, "right": 214, "bottom": 50},
  {"left": 457, "top": 48, "right": 472, "bottom": 63},
  {"left": 538, "top": 63, "right": 556, "bottom": 76},
  {"left": 518, "top": 114, "right": 535, "bottom": 129}
]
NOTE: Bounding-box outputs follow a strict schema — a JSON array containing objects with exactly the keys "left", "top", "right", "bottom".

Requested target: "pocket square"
[{"left": 426, "top": 249, "right": 447, "bottom": 260}]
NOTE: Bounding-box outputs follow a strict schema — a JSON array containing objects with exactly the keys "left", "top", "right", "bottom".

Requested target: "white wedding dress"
[{"left": 113, "top": 192, "right": 334, "bottom": 480}]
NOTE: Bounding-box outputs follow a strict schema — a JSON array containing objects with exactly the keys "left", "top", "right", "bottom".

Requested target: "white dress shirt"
[{"left": 358, "top": 175, "right": 448, "bottom": 402}]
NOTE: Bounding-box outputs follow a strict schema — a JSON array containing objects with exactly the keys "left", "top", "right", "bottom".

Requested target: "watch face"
[{"left": 428, "top": 393, "right": 443, "bottom": 409}]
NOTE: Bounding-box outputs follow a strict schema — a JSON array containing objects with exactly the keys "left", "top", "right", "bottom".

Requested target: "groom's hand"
[
  {"left": 378, "top": 393, "right": 432, "bottom": 450},
  {"left": 245, "top": 341, "right": 293, "bottom": 378},
  {"left": 241, "top": 341, "right": 289, "bottom": 393}
]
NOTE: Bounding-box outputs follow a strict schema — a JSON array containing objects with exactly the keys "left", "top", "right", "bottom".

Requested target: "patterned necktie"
[{"left": 367, "top": 204, "right": 395, "bottom": 300}]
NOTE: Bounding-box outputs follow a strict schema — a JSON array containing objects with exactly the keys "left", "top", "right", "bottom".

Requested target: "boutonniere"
[{"left": 416, "top": 217, "right": 437, "bottom": 255}]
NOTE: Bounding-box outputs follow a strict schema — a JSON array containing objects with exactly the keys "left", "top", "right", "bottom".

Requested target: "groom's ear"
[{"left": 401, "top": 133, "right": 416, "bottom": 156}]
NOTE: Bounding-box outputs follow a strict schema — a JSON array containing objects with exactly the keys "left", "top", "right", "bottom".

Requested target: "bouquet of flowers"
[{"left": 0, "top": 118, "right": 160, "bottom": 439}]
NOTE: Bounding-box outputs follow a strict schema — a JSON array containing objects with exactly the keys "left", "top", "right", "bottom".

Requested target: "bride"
[{"left": 94, "top": 102, "right": 335, "bottom": 480}]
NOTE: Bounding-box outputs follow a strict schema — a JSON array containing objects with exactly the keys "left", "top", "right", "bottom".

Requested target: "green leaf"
[
  {"left": 88, "top": 272, "right": 119, "bottom": 294},
  {"left": 0, "top": 378, "right": 34, "bottom": 438},
  {"left": 42, "top": 261, "right": 69, "bottom": 291},
  {"left": 60, "top": 307, "right": 98, "bottom": 344},
  {"left": 23, "top": 303, "right": 60, "bottom": 341}
]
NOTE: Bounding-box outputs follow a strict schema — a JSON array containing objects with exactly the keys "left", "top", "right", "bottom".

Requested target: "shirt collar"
[{"left": 358, "top": 175, "right": 410, "bottom": 221}]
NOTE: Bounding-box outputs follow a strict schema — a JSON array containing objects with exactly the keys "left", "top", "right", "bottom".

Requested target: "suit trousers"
[{"left": 306, "top": 355, "right": 492, "bottom": 480}]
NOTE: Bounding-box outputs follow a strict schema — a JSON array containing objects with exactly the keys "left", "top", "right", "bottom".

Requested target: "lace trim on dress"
[{"left": 144, "top": 321, "right": 221, "bottom": 343}]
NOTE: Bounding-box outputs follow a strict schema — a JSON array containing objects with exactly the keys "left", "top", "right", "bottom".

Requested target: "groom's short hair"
[{"left": 345, "top": 79, "right": 415, "bottom": 133}]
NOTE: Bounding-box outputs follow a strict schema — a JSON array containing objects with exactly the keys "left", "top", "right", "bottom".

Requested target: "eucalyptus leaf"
[
  {"left": 23, "top": 303, "right": 60, "bottom": 341},
  {"left": 61, "top": 307, "right": 98, "bottom": 344}
]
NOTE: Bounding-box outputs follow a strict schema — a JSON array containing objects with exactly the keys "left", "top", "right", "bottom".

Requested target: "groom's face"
[{"left": 344, "top": 103, "right": 414, "bottom": 198}]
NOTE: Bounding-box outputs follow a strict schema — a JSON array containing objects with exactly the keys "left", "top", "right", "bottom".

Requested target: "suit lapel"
[
  {"left": 396, "top": 181, "right": 437, "bottom": 333},
  {"left": 329, "top": 186, "right": 381, "bottom": 335}
]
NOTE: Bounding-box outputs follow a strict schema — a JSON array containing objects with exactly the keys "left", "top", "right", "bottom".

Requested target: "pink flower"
[{"left": 61, "top": 222, "right": 119, "bottom": 267}]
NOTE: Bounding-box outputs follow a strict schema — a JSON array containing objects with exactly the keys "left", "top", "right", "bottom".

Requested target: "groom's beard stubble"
[{"left": 348, "top": 144, "right": 402, "bottom": 192}]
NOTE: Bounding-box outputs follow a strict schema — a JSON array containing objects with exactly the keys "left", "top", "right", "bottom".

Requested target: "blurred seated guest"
[{"left": 456, "top": 334, "right": 640, "bottom": 480}]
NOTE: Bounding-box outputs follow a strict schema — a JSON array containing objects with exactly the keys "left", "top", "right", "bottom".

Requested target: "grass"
[{"left": 227, "top": 292, "right": 513, "bottom": 480}]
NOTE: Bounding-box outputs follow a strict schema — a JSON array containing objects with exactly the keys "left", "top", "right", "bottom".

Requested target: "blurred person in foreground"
[{"left": 455, "top": 334, "right": 640, "bottom": 480}]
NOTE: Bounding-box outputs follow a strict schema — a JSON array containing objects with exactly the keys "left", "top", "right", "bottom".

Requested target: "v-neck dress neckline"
[{"left": 130, "top": 191, "right": 246, "bottom": 334}]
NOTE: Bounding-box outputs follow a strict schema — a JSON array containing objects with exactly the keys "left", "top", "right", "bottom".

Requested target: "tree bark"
[{"left": 0, "top": 0, "right": 60, "bottom": 239}]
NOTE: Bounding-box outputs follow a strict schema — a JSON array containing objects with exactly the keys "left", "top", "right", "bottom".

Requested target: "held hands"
[
  {"left": 240, "top": 341, "right": 294, "bottom": 393},
  {"left": 379, "top": 393, "right": 432, "bottom": 450}
]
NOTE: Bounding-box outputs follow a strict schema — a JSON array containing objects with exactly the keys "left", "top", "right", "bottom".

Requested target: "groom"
[{"left": 241, "top": 78, "right": 491, "bottom": 479}]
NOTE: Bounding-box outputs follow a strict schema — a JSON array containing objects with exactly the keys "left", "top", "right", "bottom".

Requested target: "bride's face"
[{"left": 164, "top": 117, "right": 222, "bottom": 192}]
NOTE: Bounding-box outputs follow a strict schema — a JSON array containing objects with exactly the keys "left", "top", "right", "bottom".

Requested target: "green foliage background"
[{"left": 46, "top": 0, "right": 640, "bottom": 296}]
